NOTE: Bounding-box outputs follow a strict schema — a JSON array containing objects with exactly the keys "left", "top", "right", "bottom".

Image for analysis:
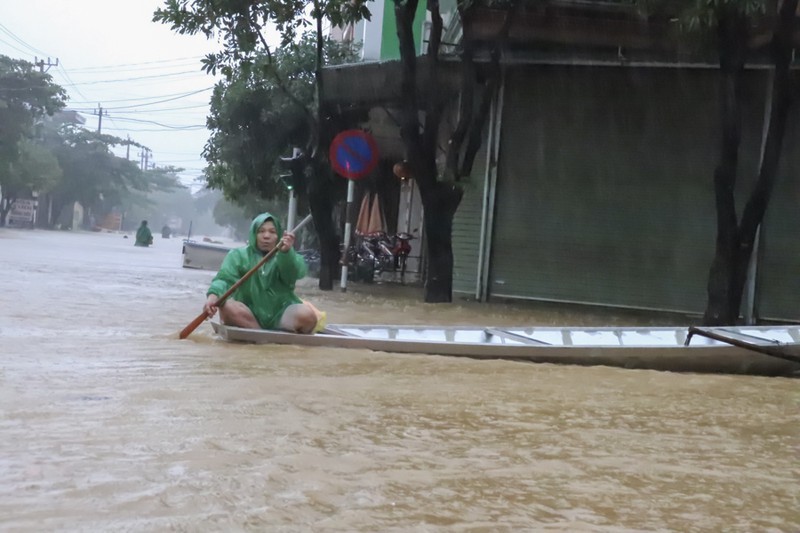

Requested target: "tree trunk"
[
  {"left": 0, "top": 199, "right": 11, "bottom": 227},
  {"left": 419, "top": 180, "right": 463, "bottom": 302},
  {"left": 307, "top": 2, "right": 341, "bottom": 291},
  {"left": 703, "top": 2, "right": 797, "bottom": 325},
  {"left": 703, "top": 8, "right": 749, "bottom": 326},
  {"left": 306, "top": 158, "right": 339, "bottom": 291},
  {"left": 51, "top": 197, "right": 66, "bottom": 228}
]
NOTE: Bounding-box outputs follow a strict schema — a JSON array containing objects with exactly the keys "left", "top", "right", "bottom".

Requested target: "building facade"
[{"left": 326, "top": 0, "right": 800, "bottom": 321}]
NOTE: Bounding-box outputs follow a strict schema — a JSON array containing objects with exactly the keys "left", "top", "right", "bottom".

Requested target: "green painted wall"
[{"left": 380, "top": 0, "right": 428, "bottom": 60}]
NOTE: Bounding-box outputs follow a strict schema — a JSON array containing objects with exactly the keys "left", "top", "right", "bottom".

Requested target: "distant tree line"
[{"left": 0, "top": 54, "right": 188, "bottom": 229}]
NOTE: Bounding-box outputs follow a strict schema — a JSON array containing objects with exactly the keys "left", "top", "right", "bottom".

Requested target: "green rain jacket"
[
  {"left": 135, "top": 224, "right": 153, "bottom": 246},
  {"left": 207, "top": 212, "right": 307, "bottom": 329}
]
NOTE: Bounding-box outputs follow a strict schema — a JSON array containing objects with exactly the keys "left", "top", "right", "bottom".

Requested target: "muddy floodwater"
[{"left": 0, "top": 228, "right": 797, "bottom": 532}]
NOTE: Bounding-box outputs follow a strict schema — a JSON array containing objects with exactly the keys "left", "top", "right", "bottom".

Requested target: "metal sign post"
[
  {"left": 329, "top": 130, "right": 379, "bottom": 292},
  {"left": 340, "top": 178, "right": 356, "bottom": 291},
  {"left": 279, "top": 147, "right": 303, "bottom": 233},
  {"left": 287, "top": 188, "right": 297, "bottom": 232}
]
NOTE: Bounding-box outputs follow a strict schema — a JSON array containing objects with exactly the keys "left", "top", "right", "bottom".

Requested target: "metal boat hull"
[
  {"left": 182, "top": 240, "right": 231, "bottom": 270},
  {"left": 211, "top": 323, "right": 800, "bottom": 377}
]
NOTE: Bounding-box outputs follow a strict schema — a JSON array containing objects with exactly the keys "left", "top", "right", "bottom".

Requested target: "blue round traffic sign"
[{"left": 329, "top": 130, "right": 379, "bottom": 180}]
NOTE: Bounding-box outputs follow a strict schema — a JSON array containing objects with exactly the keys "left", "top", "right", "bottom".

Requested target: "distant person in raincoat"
[
  {"left": 203, "top": 212, "right": 323, "bottom": 334},
  {"left": 134, "top": 220, "right": 153, "bottom": 247}
]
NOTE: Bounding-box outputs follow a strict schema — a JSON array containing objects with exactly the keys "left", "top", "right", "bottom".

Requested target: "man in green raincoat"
[
  {"left": 203, "top": 212, "right": 320, "bottom": 333},
  {"left": 134, "top": 220, "right": 153, "bottom": 246}
]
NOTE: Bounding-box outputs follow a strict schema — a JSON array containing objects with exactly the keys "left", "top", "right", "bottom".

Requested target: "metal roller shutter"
[
  {"left": 452, "top": 142, "right": 489, "bottom": 297},
  {"left": 488, "top": 65, "right": 772, "bottom": 315}
]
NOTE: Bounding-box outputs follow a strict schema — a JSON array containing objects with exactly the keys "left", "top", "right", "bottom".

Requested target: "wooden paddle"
[{"left": 179, "top": 214, "right": 314, "bottom": 339}]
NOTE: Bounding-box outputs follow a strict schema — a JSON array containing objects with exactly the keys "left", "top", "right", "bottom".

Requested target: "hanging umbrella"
[
  {"left": 355, "top": 192, "right": 372, "bottom": 235},
  {"left": 367, "top": 193, "right": 386, "bottom": 234}
]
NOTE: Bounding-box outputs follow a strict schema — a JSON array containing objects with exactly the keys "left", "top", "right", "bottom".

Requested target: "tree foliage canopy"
[
  {"left": 0, "top": 54, "right": 186, "bottom": 228},
  {"left": 9, "top": 139, "right": 62, "bottom": 194},
  {"left": 155, "top": 0, "right": 372, "bottom": 289},
  {"left": 203, "top": 33, "right": 359, "bottom": 204},
  {"left": 0, "top": 56, "right": 66, "bottom": 161},
  {"left": 0, "top": 55, "right": 66, "bottom": 219},
  {"left": 629, "top": 0, "right": 767, "bottom": 28},
  {"left": 154, "top": 0, "right": 369, "bottom": 77}
]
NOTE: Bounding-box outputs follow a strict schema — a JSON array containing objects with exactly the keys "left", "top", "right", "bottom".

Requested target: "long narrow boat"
[
  {"left": 182, "top": 240, "right": 232, "bottom": 270},
  {"left": 211, "top": 322, "right": 800, "bottom": 377}
]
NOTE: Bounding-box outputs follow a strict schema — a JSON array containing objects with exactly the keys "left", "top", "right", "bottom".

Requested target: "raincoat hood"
[{"left": 248, "top": 212, "right": 283, "bottom": 251}]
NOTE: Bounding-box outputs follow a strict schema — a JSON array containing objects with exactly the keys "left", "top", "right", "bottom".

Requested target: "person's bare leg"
[
  {"left": 279, "top": 303, "right": 318, "bottom": 334},
  {"left": 219, "top": 300, "right": 260, "bottom": 329}
]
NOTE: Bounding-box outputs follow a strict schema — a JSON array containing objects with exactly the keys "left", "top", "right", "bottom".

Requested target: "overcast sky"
[{"left": 0, "top": 0, "right": 236, "bottom": 187}]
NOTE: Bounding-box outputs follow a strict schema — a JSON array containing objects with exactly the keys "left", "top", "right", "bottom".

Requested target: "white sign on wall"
[{"left": 7, "top": 199, "right": 36, "bottom": 225}]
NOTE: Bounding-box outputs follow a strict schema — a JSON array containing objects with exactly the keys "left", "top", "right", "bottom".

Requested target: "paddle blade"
[{"left": 179, "top": 311, "right": 210, "bottom": 339}]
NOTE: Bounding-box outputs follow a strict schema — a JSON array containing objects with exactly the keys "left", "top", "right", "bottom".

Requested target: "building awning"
[
  {"left": 321, "top": 56, "right": 461, "bottom": 108},
  {"left": 463, "top": 4, "right": 800, "bottom": 54}
]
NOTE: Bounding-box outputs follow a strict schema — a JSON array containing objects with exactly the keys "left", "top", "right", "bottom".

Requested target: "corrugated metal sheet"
[
  {"left": 452, "top": 145, "right": 488, "bottom": 297},
  {"left": 488, "top": 65, "right": 799, "bottom": 318},
  {"left": 756, "top": 107, "right": 800, "bottom": 320}
]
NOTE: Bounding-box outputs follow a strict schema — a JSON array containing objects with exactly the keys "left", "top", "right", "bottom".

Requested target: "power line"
[
  {"left": 103, "top": 126, "right": 206, "bottom": 133},
  {"left": 153, "top": 150, "right": 206, "bottom": 156},
  {"left": 0, "top": 23, "right": 215, "bottom": 177},
  {"left": 0, "top": 23, "right": 52, "bottom": 57},
  {"left": 109, "top": 116, "right": 206, "bottom": 129},
  {"left": 115, "top": 103, "right": 209, "bottom": 113},
  {"left": 106, "top": 88, "right": 214, "bottom": 110},
  {"left": 0, "top": 35, "right": 35, "bottom": 57},
  {"left": 66, "top": 86, "right": 213, "bottom": 106},
  {"left": 64, "top": 56, "right": 206, "bottom": 73},
  {"left": 69, "top": 104, "right": 210, "bottom": 115},
  {"left": 58, "top": 70, "right": 204, "bottom": 87},
  {"left": 55, "top": 63, "right": 93, "bottom": 103}
]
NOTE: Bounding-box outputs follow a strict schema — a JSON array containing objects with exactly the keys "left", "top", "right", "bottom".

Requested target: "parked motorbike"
[
  {"left": 298, "top": 249, "right": 321, "bottom": 278},
  {"left": 340, "top": 238, "right": 373, "bottom": 283},
  {"left": 343, "top": 230, "right": 417, "bottom": 284},
  {"left": 390, "top": 231, "right": 415, "bottom": 284}
]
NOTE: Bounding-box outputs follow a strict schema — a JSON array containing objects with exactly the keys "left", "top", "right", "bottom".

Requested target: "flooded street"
[{"left": 0, "top": 228, "right": 797, "bottom": 532}]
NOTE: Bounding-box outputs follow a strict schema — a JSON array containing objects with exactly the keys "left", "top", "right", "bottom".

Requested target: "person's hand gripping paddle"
[{"left": 179, "top": 214, "right": 313, "bottom": 339}]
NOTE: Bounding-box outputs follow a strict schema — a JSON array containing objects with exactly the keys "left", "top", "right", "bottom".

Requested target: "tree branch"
[
  {"left": 444, "top": 42, "right": 474, "bottom": 181},
  {"left": 422, "top": 2, "right": 443, "bottom": 159},
  {"left": 254, "top": 27, "right": 317, "bottom": 136},
  {"left": 447, "top": 0, "right": 520, "bottom": 181},
  {"left": 395, "top": 0, "right": 424, "bottom": 164},
  {"left": 739, "top": 0, "right": 798, "bottom": 240}
]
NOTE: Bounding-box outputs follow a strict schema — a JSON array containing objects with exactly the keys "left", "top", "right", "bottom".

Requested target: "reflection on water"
[{"left": 0, "top": 229, "right": 797, "bottom": 531}]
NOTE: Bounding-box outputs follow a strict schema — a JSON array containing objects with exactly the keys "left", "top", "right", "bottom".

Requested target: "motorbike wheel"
[
  {"left": 398, "top": 254, "right": 407, "bottom": 285},
  {"left": 355, "top": 255, "right": 375, "bottom": 283}
]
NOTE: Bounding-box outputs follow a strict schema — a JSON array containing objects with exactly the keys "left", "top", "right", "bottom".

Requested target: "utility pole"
[
  {"left": 29, "top": 57, "right": 58, "bottom": 229},
  {"left": 93, "top": 104, "right": 107, "bottom": 134},
  {"left": 34, "top": 56, "right": 58, "bottom": 73},
  {"left": 140, "top": 148, "right": 152, "bottom": 171},
  {"left": 126, "top": 135, "right": 130, "bottom": 160}
]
